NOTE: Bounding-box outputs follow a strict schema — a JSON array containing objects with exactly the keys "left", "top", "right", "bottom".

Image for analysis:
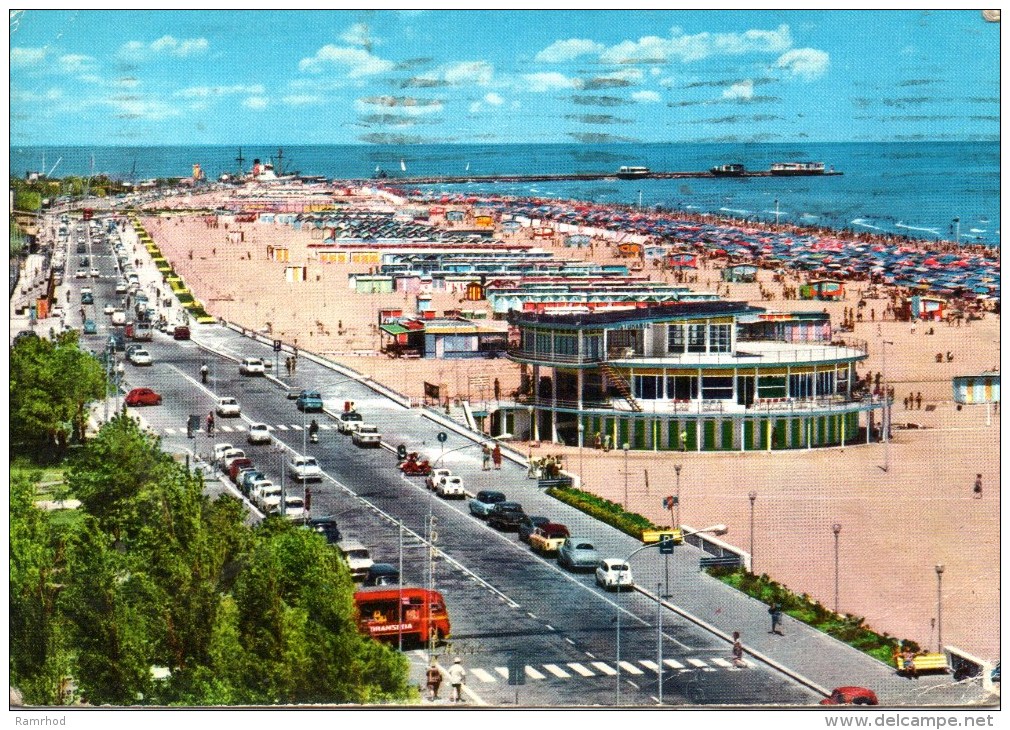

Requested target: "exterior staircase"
[{"left": 600, "top": 362, "right": 644, "bottom": 412}]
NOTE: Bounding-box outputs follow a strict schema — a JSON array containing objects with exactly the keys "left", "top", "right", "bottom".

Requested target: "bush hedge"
[
  {"left": 706, "top": 566, "right": 919, "bottom": 664},
  {"left": 545, "top": 484, "right": 657, "bottom": 539}
]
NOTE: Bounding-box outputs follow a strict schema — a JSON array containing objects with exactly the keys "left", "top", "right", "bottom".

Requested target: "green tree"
[{"left": 14, "top": 188, "right": 42, "bottom": 211}]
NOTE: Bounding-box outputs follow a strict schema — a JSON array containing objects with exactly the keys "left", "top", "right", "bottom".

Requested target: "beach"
[{"left": 136, "top": 184, "right": 1000, "bottom": 661}]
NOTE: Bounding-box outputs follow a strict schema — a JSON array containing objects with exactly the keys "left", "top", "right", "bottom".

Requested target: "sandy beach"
[{"left": 137, "top": 185, "right": 1000, "bottom": 660}]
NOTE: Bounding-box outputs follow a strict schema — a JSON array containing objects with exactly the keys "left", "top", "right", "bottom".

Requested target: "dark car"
[
  {"left": 518, "top": 514, "right": 550, "bottom": 544},
  {"left": 487, "top": 501, "right": 526, "bottom": 531},
  {"left": 173, "top": 325, "right": 191, "bottom": 340},
  {"left": 819, "top": 687, "right": 879, "bottom": 706},
  {"left": 125, "top": 387, "right": 162, "bottom": 407},
  {"left": 364, "top": 563, "right": 401, "bottom": 587},
  {"left": 305, "top": 517, "right": 342, "bottom": 545},
  {"left": 82, "top": 319, "right": 98, "bottom": 335}
]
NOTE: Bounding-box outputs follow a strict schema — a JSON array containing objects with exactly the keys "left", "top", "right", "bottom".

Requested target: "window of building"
[
  {"left": 789, "top": 372, "right": 814, "bottom": 399},
  {"left": 709, "top": 323, "right": 732, "bottom": 353},
  {"left": 758, "top": 375, "right": 787, "bottom": 399},
  {"left": 836, "top": 366, "right": 849, "bottom": 393},
  {"left": 634, "top": 375, "right": 662, "bottom": 400},
  {"left": 522, "top": 330, "right": 535, "bottom": 352},
  {"left": 666, "top": 375, "right": 698, "bottom": 400},
  {"left": 701, "top": 375, "right": 733, "bottom": 400},
  {"left": 585, "top": 332, "right": 602, "bottom": 360},
  {"left": 536, "top": 331, "right": 551, "bottom": 356},
  {"left": 554, "top": 333, "right": 577, "bottom": 356},
  {"left": 687, "top": 324, "right": 706, "bottom": 353},
  {"left": 667, "top": 324, "right": 685, "bottom": 353},
  {"left": 817, "top": 370, "right": 835, "bottom": 396}
]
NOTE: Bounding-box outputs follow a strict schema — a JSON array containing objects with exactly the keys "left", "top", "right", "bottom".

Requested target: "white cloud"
[
  {"left": 105, "top": 95, "right": 181, "bottom": 120},
  {"left": 522, "top": 72, "right": 578, "bottom": 92},
  {"left": 299, "top": 45, "right": 394, "bottom": 76},
  {"left": 283, "top": 94, "right": 322, "bottom": 106},
  {"left": 443, "top": 61, "right": 494, "bottom": 86},
  {"left": 340, "top": 22, "right": 379, "bottom": 47},
  {"left": 242, "top": 96, "right": 269, "bottom": 110},
  {"left": 601, "top": 24, "right": 793, "bottom": 64},
  {"left": 57, "top": 54, "right": 96, "bottom": 73},
  {"left": 10, "top": 46, "right": 48, "bottom": 67},
  {"left": 775, "top": 48, "right": 829, "bottom": 80},
  {"left": 535, "top": 38, "right": 605, "bottom": 63},
  {"left": 468, "top": 101, "right": 482, "bottom": 114},
  {"left": 723, "top": 79, "right": 754, "bottom": 99},
  {"left": 118, "top": 35, "right": 208, "bottom": 61},
  {"left": 484, "top": 92, "right": 504, "bottom": 106},
  {"left": 354, "top": 97, "right": 443, "bottom": 115},
  {"left": 632, "top": 90, "right": 661, "bottom": 103},
  {"left": 174, "top": 84, "right": 265, "bottom": 99},
  {"left": 597, "top": 68, "right": 643, "bottom": 83}
]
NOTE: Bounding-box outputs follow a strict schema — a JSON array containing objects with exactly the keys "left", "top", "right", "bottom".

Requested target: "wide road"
[{"left": 65, "top": 217, "right": 819, "bottom": 707}]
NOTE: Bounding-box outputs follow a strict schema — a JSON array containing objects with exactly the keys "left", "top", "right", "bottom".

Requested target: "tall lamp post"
[
  {"left": 748, "top": 491, "right": 757, "bottom": 573},
  {"left": 881, "top": 340, "right": 894, "bottom": 471},
  {"left": 577, "top": 422, "right": 584, "bottom": 487},
  {"left": 622, "top": 442, "right": 630, "bottom": 509},
  {"left": 615, "top": 524, "right": 728, "bottom": 706},
  {"left": 674, "top": 464, "right": 682, "bottom": 527},
  {"left": 832, "top": 523, "right": 842, "bottom": 613},
  {"left": 935, "top": 564, "right": 945, "bottom": 652}
]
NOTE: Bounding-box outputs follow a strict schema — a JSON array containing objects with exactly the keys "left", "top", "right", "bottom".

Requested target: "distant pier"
[{"left": 376, "top": 170, "right": 843, "bottom": 185}]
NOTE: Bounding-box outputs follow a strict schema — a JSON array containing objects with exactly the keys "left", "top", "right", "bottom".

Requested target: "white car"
[
  {"left": 213, "top": 443, "right": 234, "bottom": 462},
  {"left": 115, "top": 282, "right": 128, "bottom": 295},
  {"left": 256, "top": 485, "right": 283, "bottom": 511},
  {"left": 595, "top": 559, "right": 634, "bottom": 591},
  {"left": 215, "top": 397, "right": 241, "bottom": 418},
  {"left": 280, "top": 496, "right": 306, "bottom": 520},
  {"left": 435, "top": 475, "right": 466, "bottom": 499},
  {"left": 50, "top": 306, "right": 65, "bottom": 319},
  {"left": 425, "top": 468, "right": 452, "bottom": 491},
  {"left": 128, "top": 348, "right": 152, "bottom": 366},
  {"left": 239, "top": 357, "right": 266, "bottom": 376},
  {"left": 103, "top": 304, "right": 115, "bottom": 315},
  {"left": 75, "top": 269, "right": 87, "bottom": 279},
  {"left": 289, "top": 455, "right": 322, "bottom": 482},
  {"left": 90, "top": 268, "right": 100, "bottom": 278},
  {"left": 221, "top": 448, "right": 247, "bottom": 470},
  {"left": 351, "top": 424, "right": 381, "bottom": 447},
  {"left": 336, "top": 539, "right": 373, "bottom": 581},
  {"left": 110, "top": 309, "right": 126, "bottom": 326},
  {"left": 247, "top": 423, "right": 272, "bottom": 445}
]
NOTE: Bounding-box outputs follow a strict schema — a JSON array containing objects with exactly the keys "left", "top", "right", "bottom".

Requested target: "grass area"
[
  {"left": 48, "top": 508, "right": 85, "bottom": 530},
  {"left": 546, "top": 484, "right": 658, "bottom": 539}
]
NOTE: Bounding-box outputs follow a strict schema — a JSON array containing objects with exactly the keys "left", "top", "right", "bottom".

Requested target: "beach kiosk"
[
  {"left": 800, "top": 279, "right": 845, "bottom": 301},
  {"left": 910, "top": 295, "right": 946, "bottom": 321},
  {"left": 722, "top": 264, "right": 758, "bottom": 283}
]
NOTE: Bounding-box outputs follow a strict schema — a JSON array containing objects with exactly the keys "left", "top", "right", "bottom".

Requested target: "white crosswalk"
[
  {"left": 453, "top": 656, "right": 750, "bottom": 684},
  {"left": 158, "top": 421, "right": 346, "bottom": 437}
]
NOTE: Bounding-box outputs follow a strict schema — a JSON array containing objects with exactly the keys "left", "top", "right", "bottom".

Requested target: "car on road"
[
  {"left": 304, "top": 517, "right": 342, "bottom": 544},
  {"left": 103, "top": 303, "right": 115, "bottom": 315},
  {"left": 435, "top": 475, "right": 466, "bottom": 499},
  {"left": 364, "top": 563, "right": 400, "bottom": 587},
  {"left": 82, "top": 319, "right": 98, "bottom": 335},
  {"left": 246, "top": 423, "right": 272, "bottom": 445},
  {"left": 215, "top": 397, "right": 241, "bottom": 418},
  {"left": 336, "top": 539, "right": 374, "bottom": 581},
  {"left": 75, "top": 269, "right": 88, "bottom": 279},
  {"left": 557, "top": 538, "right": 600, "bottom": 572},
  {"left": 125, "top": 387, "right": 162, "bottom": 407},
  {"left": 518, "top": 514, "right": 551, "bottom": 544},
  {"left": 80, "top": 288, "right": 94, "bottom": 304},
  {"left": 296, "top": 390, "right": 324, "bottom": 413},
  {"left": 127, "top": 348, "right": 152, "bottom": 366},
  {"left": 425, "top": 468, "right": 453, "bottom": 490},
  {"left": 819, "top": 687, "right": 879, "bottom": 706},
  {"left": 111, "top": 309, "right": 127, "bottom": 326},
  {"left": 595, "top": 559, "right": 634, "bottom": 590},
  {"left": 172, "top": 325, "right": 190, "bottom": 340},
  {"left": 239, "top": 357, "right": 266, "bottom": 376},
  {"left": 278, "top": 496, "right": 306, "bottom": 520},
  {"left": 529, "top": 523, "right": 571, "bottom": 555},
  {"left": 351, "top": 424, "right": 382, "bottom": 447},
  {"left": 256, "top": 485, "right": 283, "bottom": 512},
  {"left": 115, "top": 281, "right": 128, "bottom": 294},
  {"left": 469, "top": 490, "right": 507, "bottom": 519},
  {"left": 337, "top": 410, "right": 364, "bottom": 433},
  {"left": 488, "top": 501, "right": 526, "bottom": 531},
  {"left": 90, "top": 268, "right": 100, "bottom": 278},
  {"left": 289, "top": 455, "right": 322, "bottom": 482}
]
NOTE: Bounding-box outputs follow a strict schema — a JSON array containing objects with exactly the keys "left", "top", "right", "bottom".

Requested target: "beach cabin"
[
  {"left": 911, "top": 295, "right": 946, "bottom": 321},
  {"left": 475, "top": 215, "right": 495, "bottom": 229},
  {"left": 416, "top": 293, "right": 434, "bottom": 315},
  {"left": 266, "top": 245, "right": 289, "bottom": 263},
  {"left": 800, "top": 279, "right": 845, "bottom": 301},
  {"left": 644, "top": 244, "right": 668, "bottom": 261},
  {"left": 564, "top": 234, "right": 592, "bottom": 249},
  {"left": 446, "top": 210, "right": 465, "bottom": 222},
  {"left": 465, "top": 281, "right": 485, "bottom": 301},
  {"left": 618, "top": 242, "right": 643, "bottom": 259},
  {"left": 284, "top": 265, "right": 306, "bottom": 283},
  {"left": 353, "top": 275, "right": 394, "bottom": 294},
  {"left": 723, "top": 264, "right": 759, "bottom": 283},
  {"left": 952, "top": 373, "right": 1000, "bottom": 404}
]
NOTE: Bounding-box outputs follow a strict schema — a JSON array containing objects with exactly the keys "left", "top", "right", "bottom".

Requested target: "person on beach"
[
  {"left": 974, "top": 474, "right": 983, "bottom": 499},
  {"left": 916, "top": 392, "right": 922, "bottom": 409}
]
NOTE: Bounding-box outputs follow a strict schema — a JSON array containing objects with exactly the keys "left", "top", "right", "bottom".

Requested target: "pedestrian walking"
[
  {"left": 915, "top": 392, "right": 922, "bottom": 409},
  {"left": 768, "top": 602, "right": 784, "bottom": 635},
  {"left": 493, "top": 378, "right": 501, "bottom": 401},
  {"left": 447, "top": 657, "right": 466, "bottom": 703},
  {"left": 974, "top": 474, "right": 983, "bottom": 499},
  {"left": 603, "top": 433, "right": 611, "bottom": 451},
  {"left": 679, "top": 431, "right": 688, "bottom": 452},
  {"left": 285, "top": 356, "right": 292, "bottom": 377},
  {"left": 731, "top": 631, "right": 746, "bottom": 667},
  {"left": 482, "top": 444, "right": 491, "bottom": 470},
  {"left": 903, "top": 397, "right": 909, "bottom": 410},
  {"left": 492, "top": 443, "right": 502, "bottom": 470},
  {"left": 206, "top": 411, "right": 215, "bottom": 436},
  {"left": 594, "top": 431, "right": 602, "bottom": 450},
  {"left": 425, "top": 661, "right": 443, "bottom": 701}
]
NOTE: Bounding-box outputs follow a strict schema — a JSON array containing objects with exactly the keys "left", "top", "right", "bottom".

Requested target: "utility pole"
[
  {"left": 235, "top": 147, "right": 245, "bottom": 177},
  {"left": 276, "top": 147, "right": 284, "bottom": 177}
]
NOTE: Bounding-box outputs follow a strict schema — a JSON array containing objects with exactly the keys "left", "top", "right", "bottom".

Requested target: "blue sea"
[{"left": 10, "top": 142, "right": 999, "bottom": 246}]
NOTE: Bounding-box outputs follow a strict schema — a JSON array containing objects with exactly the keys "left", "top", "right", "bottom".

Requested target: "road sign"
[
  {"left": 659, "top": 532, "right": 676, "bottom": 554},
  {"left": 273, "top": 339, "right": 282, "bottom": 352},
  {"left": 437, "top": 432, "right": 448, "bottom": 443}
]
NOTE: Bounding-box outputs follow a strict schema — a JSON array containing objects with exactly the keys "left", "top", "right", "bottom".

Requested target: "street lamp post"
[
  {"left": 614, "top": 524, "right": 728, "bottom": 706},
  {"left": 623, "top": 442, "right": 630, "bottom": 509},
  {"left": 577, "top": 422, "right": 584, "bottom": 488},
  {"left": 674, "top": 464, "right": 682, "bottom": 528},
  {"left": 935, "top": 564, "right": 944, "bottom": 652},
  {"left": 881, "top": 340, "right": 894, "bottom": 472},
  {"left": 749, "top": 491, "right": 757, "bottom": 573},
  {"left": 832, "top": 523, "right": 842, "bottom": 614}
]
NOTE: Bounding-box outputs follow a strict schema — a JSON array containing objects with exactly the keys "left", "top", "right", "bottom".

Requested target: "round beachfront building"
[{"left": 495, "top": 302, "right": 887, "bottom": 451}]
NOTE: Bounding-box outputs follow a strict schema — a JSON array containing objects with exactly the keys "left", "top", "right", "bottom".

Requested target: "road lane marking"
[
  {"left": 585, "top": 652, "right": 596, "bottom": 659},
  {"left": 471, "top": 668, "right": 496, "bottom": 683},
  {"left": 686, "top": 658, "right": 708, "bottom": 668},
  {"left": 291, "top": 424, "right": 303, "bottom": 431},
  {"left": 525, "top": 666, "right": 546, "bottom": 680},
  {"left": 318, "top": 424, "right": 333, "bottom": 430},
  {"left": 618, "top": 661, "right": 643, "bottom": 675},
  {"left": 639, "top": 659, "right": 659, "bottom": 672},
  {"left": 544, "top": 625, "right": 555, "bottom": 631},
  {"left": 219, "top": 425, "right": 233, "bottom": 432},
  {"left": 663, "top": 659, "right": 685, "bottom": 669},
  {"left": 564, "top": 638, "right": 576, "bottom": 646},
  {"left": 275, "top": 425, "right": 289, "bottom": 430},
  {"left": 542, "top": 664, "right": 570, "bottom": 678},
  {"left": 494, "top": 667, "right": 508, "bottom": 679},
  {"left": 567, "top": 663, "right": 594, "bottom": 677},
  {"left": 591, "top": 662, "right": 617, "bottom": 676},
  {"left": 710, "top": 657, "right": 733, "bottom": 668},
  {"left": 165, "top": 427, "right": 176, "bottom": 434}
]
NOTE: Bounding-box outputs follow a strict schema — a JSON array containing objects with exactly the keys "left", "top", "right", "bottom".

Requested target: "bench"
[
  {"left": 895, "top": 652, "right": 949, "bottom": 675},
  {"left": 699, "top": 555, "right": 743, "bottom": 570}
]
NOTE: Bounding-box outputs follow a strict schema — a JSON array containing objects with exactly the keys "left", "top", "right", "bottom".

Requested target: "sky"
[{"left": 8, "top": 9, "right": 1000, "bottom": 146}]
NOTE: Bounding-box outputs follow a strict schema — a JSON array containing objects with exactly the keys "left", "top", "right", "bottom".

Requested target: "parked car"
[
  {"left": 289, "top": 455, "right": 322, "bottom": 482},
  {"left": 278, "top": 496, "right": 306, "bottom": 520},
  {"left": 425, "top": 468, "right": 453, "bottom": 491},
  {"left": 124, "top": 387, "right": 161, "bottom": 406},
  {"left": 103, "top": 303, "right": 115, "bottom": 315},
  {"left": 529, "top": 523, "right": 571, "bottom": 555},
  {"left": 487, "top": 501, "right": 526, "bottom": 531},
  {"left": 557, "top": 538, "right": 600, "bottom": 572},
  {"left": 115, "top": 281, "right": 128, "bottom": 294},
  {"left": 238, "top": 469, "right": 266, "bottom": 496},
  {"left": 435, "top": 475, "right": 466, "bottom": 499},
  {"left": 221, "top": 448, "right": 247, "bottom": 470},
  {"left": 127, "top": 348, "right": 152, "bottom": 366},
  {"left": 227, "top": 458, "right": 254, "bottom": 484},
  {"left": 336, "top": 539, "right": 374, "bottom": 581},
  {"left": 256, "top": 485, "right": 283, "bottom": 512},
  {"left": 111, "top": 309, "right": 126, "bottom": 326},
  {"left": 351, "top": 424, "right": 382, "bottom": 447},
  {"left": 595, "top": 559, "right": 634, "bottom": 590},
  {"left": 518, "top": 514, "right": 551, "bottom": 544},
  {"left": 819, "top": 687, "right": 879, "bottom": 706},
  {"left": 336, "top": 410, "right": 363, "bottom": 432},
  {"left": 172, "top": 325, "right": 191, "bottom": 340},
  {"left": 246, "top": 423, "right": 272, "bottom": 445},
  {"left": 239, "top": 357, "right": 266, "bottom": 376},
  {"left": 215, "top": 397, "right": 241, "bottom": 417},
  {"left": 213, "top": 443, "right": 235, "bottom": 462},
  {"left": 304, "top": 517, "right": 341, "bottom": 544},
  {"left": 364, "top": 563, "right": 401, "bottom": 587},
  {"left": 296, "top": 390, "right": 324, "bottom": 413},
  {"left": 82, "top": 319, "right": 98, "bottom": 335},
  {"left": 469, "top": 490, "right": 507, "bottom": 518}
]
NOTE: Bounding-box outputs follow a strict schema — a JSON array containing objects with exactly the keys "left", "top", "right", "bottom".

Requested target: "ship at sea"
[
  {"left": 710, "top": 163, "right": 746, "bottom": 177},
  {"left": 615, "top": 165, "right": 650, "bottom": 179},
  {"left": 769, "top": 161, "right": 841, "bottom": 176}
]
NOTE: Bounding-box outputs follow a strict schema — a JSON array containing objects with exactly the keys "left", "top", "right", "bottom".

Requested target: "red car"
[
  {"left": 820, "top": 687, "right": 879, "bottom": 706},
  {"left": 173, "top": 325, "right": 191, "bottom": 340},
  {"left": 125, "top": 388, "right": 162, "bottom": 407}
]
